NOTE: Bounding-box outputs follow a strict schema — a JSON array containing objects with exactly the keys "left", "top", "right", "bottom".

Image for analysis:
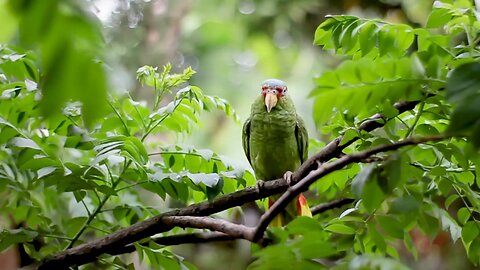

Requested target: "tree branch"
[
  {"left": 111, "top": 232, "right": 237, "bottom": 255},
  {"left": 310, "top": 198, "right": 355, "bottom": 216},
  {"left": 26, "top": 98, "right": 435, "bottom": 269},
  {"left": 162, "top": 216, "right": 255, "bottom": 241},
  {"left": 295, "top": 98, "right": 427, "bottom": 181},
  {"left": 252, "top": 134, "right": 449, "bottom": 241},
  {"left": 32, "top": 182, "right": 289, "bottom": 269},
  {"left": 110, "top": 198, "right": 355, "bottom": 254}
]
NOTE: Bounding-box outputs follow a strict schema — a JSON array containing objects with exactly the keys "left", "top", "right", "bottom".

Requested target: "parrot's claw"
[
  {"left": 283, "top": 171, "right": 294, "bottom": 186},
  {"left": 256, "top": 180, "right": 266, "bottom": 192}
]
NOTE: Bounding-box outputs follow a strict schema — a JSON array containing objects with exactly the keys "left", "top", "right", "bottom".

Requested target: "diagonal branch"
[
  {"left": 295, "top": 98, "right": 427, "bottom": 181},
  {"left": 252, "top": 134, "right": 449, "bottom": 241}
]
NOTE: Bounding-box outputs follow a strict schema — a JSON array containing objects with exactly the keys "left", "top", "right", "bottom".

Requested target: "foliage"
[
  {"left": 253, "top": 0, "right": 480, "bottom": 268},
  {"left": 1, "top": 0, "right": 480, "bottom": 269},
  {"left": 0, "top": 42, "right": 251, "bottom": 268},
  {"left": 2, "top": 0, "right": 108, "bottom": 126}
]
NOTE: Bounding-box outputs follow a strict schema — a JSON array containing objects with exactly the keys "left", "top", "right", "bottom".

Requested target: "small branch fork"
[{"left": 26, "top": 98, "right": 451, "bottom": 269}]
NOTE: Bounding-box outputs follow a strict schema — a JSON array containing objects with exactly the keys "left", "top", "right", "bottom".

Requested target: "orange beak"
[{"left": 265, "top": 92, "right": 277, "bottom": 113}]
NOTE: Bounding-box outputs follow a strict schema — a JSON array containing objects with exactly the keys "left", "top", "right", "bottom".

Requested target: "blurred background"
[
  {"left": 90, "top": 0, "right": 432, "bottom": 164},
  {"left": 81, "top": 1, "right": 450, "bottom": 269}
]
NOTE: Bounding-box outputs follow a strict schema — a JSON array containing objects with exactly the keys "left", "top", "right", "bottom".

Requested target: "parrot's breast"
[{"left": 249, "top": 110, "right": 301, "bottom": 181}]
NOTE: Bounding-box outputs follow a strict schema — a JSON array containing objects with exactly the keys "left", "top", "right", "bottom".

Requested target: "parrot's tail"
[
  {"left": 268, "top": 194, "right": 311, "bottom": 227},
  {"left": 296, "top": 194, "right": 312, "bottom": 217}
]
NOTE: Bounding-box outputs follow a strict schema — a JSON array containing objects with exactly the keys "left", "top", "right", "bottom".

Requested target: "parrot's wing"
[
  {"left": 295, "top": 114, "right": 309, "bottom": 164},
  {"left": 242, "top": 117, "right": 252, "bottom": 166}
]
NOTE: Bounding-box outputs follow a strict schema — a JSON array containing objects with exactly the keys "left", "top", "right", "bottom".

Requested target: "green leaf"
[
  {"left": 20, "top": 157, "right": 59, "bottom": 171},
  {"left": 292, "top": 234, "right": 337, "bottom": 258},
  {"left": 249, "top": 244, "right": 297, "bottom": 270},
  {"left": 351, "top": 164, "right": 376, "bottom": 198},
  {"left": 377, "top": 215, "right": 404, "bottom": 239},
  {"left": 367, "top": 223, "right": 386, "bottom": 252},
  {"left": 461, "top": 221, "right": 479, "bottom": 244},
  {"left": 403, "top": 231, "right": 418, "bottom": 259},
  {"left": 418, "top": 212, "right": 440, "bottom": 239},
  {"left": 468, "top": 237, "right": 480, "bottom": 265},
  {"left": 0, "top": 1, "right": 18, "bottom": 42},
  {"left": 0, "top": 228, "right": 38, "bottom": 252},
  {"left": 186, "top": 173, "right": 220, "bottom": 187},
  {"left": 447, "top": 95, "right": 480, "bottom": 133},
  {"left": 357, "top": 21, "right": 377, "bottom": 56},
  {"left": 457, "top": 207, "right": 471, "bottom": 225},
  {"left": 446, "top": 62, "right": 480, "bottom": 104},
  {"left": 389, "top": 196, "right": 420, "bottom": 214},
  {"left": 66, "top": 216, "right": 88, "bottom": 238},
  {"left": 325, "top": 223, "right": 355, "bottom": 235},
  {"left": 352, "top": 164, "right": 385, "bottom": 212},
  {"left": 445, "top": 194, "right": 459, "bottom": 209},
  {"left": 426, "top": 8, "right": 453, "bottom": 28},
  {"left": 8, "top": 137, "right": 41, "bottom": 150},
  {"left": 37, "top": 166, "right": 57, "bottom": 179},
  {"left": 340, "top": 128, "right": 358, "bottom": 145},
  {"left": 286, "top": 216, "right": 324, "bottom": 235}
]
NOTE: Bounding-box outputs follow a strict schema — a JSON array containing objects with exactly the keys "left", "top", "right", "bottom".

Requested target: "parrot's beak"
[{"left": 265, "top": 92, "right": 277, "bottom": 113}]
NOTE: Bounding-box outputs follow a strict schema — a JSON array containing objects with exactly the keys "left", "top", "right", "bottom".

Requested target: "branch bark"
[
  {"left": 111, "top": 232, "right": 236, "bottom": 255},
  {"left": 162, "top": 216, "right": 255, "bottom": 241},
  {"left": 26, "top": 98, "right": 433, "bottom": 269}
]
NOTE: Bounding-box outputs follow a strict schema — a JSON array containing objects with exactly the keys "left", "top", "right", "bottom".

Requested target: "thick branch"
[
  {"left": 252, "top": 134, "right": 449, "bottom": 241},
  {"left": 112, "top": 198, "right": 355, "bottom": 254},
  {"left": 33, "top": 183, "right": 289, "bottom": 269},
  {"left": 162, "top": 216, "right": 255, "bottom": 241}
]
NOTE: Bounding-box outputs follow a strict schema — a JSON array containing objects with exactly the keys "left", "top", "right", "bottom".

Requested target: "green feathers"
[
  {"left": 242, "top": 95, "right": 308, "bottom": 181},
  {"left": 242, "top": 81, "right": 311, "bottom": 226}
]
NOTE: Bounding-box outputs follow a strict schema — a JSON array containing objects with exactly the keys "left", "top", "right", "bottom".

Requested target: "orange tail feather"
[{"left": 296, "top": 194, "right": 312, "bottom": 217}]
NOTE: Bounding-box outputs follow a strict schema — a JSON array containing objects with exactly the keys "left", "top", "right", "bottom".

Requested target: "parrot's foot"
[
  {"left": 283, "top": 171, "right": 294, "bottom": 186},
  {"left": 256, "top": 180, "right": 266, "bottom": 192}
]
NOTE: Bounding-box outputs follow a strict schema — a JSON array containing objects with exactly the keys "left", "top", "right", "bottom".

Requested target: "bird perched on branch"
[{"left": 242, "top": 79, "right": 312, "bottom": 227}]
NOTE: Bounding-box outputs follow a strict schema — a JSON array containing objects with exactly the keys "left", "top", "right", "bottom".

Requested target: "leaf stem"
[
  {"left": 404, "top": 99, "right": 425, "bottom": 138},
  {"left": 65, "top": 161, "right": 131, "bottom": 249},
  {"left": 107, "top": 99, "right": 130, "bottom": 136},
  {"left": 141, "top": 94, "right": 186, "bottom": 142}
]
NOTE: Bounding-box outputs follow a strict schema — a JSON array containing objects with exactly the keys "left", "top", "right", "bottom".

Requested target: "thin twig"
[{"left": 310, "top": 198, "right": 355, "bottom": 215}]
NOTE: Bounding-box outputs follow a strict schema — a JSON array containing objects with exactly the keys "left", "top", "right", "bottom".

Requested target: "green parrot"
[{"left": 242, "top": 79, "right": 312, "bottom": 227}]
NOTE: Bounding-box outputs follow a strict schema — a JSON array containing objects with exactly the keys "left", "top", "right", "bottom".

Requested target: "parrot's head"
[{"left": 261, "top": 79, "right": 288, "bottom": 113}]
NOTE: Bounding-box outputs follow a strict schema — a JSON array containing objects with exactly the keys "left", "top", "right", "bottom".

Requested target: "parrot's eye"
[
  {"left": 261, "top": 86, "right": 267, "bottom": 94},
  {"left": 281, "top": 88, "right": 288, "bottom": 96}
]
